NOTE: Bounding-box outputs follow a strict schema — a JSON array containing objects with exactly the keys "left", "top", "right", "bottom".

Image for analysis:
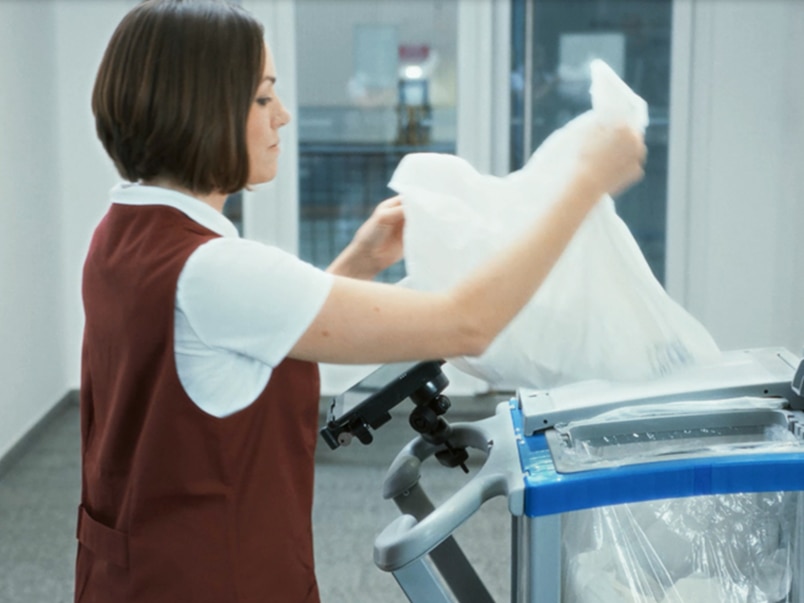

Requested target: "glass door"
[
  {"left": 294, "top": 0, "right": 458, "bottom": 283},
  {"left": 510, "top": 0, "right": 673, "bottom": 282}
]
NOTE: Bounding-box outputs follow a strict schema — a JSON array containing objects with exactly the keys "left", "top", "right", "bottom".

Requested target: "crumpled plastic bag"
[{"left": 390, "top": 60, "right": 720, "bottom": 389}]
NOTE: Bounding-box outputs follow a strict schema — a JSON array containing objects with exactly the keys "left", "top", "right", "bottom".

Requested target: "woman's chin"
[{"left": 246, "top": 173, "right": 277, "bottom": 190}]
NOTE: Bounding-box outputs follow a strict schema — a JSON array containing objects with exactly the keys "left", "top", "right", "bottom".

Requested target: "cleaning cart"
[{"left": 321, "top": 347, "right": 804, "bottom": 602}]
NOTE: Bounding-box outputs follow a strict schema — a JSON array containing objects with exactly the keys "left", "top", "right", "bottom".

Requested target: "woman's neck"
[{"left": 142, "top": 177, "right": 228, "bottom": 213}]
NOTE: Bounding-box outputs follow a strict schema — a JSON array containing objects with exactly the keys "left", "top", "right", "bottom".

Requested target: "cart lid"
[{"left": 518, "top": 347, "right": 802, "bottom": 435}]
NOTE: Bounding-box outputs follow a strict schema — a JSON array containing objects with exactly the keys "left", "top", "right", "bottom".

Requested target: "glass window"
[
  {"left": 295, "top": 0, "right": 458, "bottom": 282},
  {"left": 510, "top": 0, "right": 672, "bottom": 282}
]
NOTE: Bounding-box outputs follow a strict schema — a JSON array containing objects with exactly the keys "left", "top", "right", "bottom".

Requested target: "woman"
[{"left": 77, "top": 1, "right": 645, "bottom": 601}]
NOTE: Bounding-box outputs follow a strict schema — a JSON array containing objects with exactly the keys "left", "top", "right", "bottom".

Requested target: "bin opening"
[{"left": 545, "top": 398, "right": 804, "bottom": 473}]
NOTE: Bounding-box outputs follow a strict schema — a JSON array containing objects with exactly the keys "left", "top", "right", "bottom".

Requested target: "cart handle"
[{"left": 374, "top": 402, "right": 524, "bottom": 572}]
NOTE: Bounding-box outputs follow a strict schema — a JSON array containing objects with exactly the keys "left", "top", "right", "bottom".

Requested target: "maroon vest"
[{"left": 76, "top": 204, "right": 321, "bottom": 602}]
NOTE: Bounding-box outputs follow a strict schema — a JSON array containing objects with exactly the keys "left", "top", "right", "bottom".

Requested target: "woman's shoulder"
[
  {"left": 179, "top": 237, "right": 332, "bottom": 300},
  {"left": 188, "top": 237, "right": 307, "bottom": 272}
]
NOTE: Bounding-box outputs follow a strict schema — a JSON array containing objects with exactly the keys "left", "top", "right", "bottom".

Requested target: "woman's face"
[{"left": 246, "top": 44, "right": 291, "bottom": 185}]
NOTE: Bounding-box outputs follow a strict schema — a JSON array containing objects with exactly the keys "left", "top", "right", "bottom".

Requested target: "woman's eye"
[{"left": 256, "top": 97, "right": 272, "bottom": 107}]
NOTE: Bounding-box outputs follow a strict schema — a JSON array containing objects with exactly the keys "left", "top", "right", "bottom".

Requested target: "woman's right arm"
[{"left": 289, "top": 121, "right": 646, "bottom": 366}]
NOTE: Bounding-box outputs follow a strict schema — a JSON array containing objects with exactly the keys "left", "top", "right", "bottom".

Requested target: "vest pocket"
[{"left": 76, "top": 504, "right": 130, "bottom": 568}]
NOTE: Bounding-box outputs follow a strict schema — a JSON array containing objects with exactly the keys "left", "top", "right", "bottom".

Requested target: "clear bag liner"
[
  {"left": 556, "top": 397, "right": 802, "bottom": 602},
  {"left": 562, "top": 491, "right": 800, "bottom": 603},
  {"left": 391, "top": 60, "right": 720, "bottom": 390}
]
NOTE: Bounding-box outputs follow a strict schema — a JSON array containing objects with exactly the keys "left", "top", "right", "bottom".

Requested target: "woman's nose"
[{"left": 274, "top": 98, "right": 292, "bottom": 128}]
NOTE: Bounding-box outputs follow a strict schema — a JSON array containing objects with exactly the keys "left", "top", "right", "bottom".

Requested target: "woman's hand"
[
  {"left": 575, "top": 120, "right": 647, "bottom": 200},
  {"left": 326, "top": 195, "right": 405, "bottom": 280}
]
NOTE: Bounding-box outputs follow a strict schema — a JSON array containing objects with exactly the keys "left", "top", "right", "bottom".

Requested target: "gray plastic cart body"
[{"left": 373, "top": 347, "right": 804, "bottom": 602}]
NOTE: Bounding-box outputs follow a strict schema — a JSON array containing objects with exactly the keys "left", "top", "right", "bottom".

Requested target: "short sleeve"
[{"left": 177, "top": 238, "right": 333, "bottom": 367}]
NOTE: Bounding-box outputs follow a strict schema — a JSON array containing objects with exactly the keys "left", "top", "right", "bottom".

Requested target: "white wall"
[
  {"left": 0, "top": 1, "right": 130, "bottom": 461},
  {"left": 54, "top": 1, "right": 135, "bottom": 390},
  {"left": 0, "top": 1, "right": 66, "bottom": 460},
  {"left": 242, "top": 0, "right": 301, "bottom": 254},
  {"left": 667, "top": 0, "right": 804, "bottom": 355}
]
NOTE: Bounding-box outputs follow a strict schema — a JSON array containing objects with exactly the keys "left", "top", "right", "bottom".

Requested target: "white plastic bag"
[{"left": 391, "top": 60, "right": 720, "bottom": 389}]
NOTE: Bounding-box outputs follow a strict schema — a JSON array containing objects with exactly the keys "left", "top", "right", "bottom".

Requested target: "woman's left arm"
[{"left": 326, "top": 196, "right": 405, "bottom": 280}]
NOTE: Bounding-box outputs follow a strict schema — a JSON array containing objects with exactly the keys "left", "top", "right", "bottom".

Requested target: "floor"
[{"left": 0, "top": 396, "right": 512, "bottom": 603}]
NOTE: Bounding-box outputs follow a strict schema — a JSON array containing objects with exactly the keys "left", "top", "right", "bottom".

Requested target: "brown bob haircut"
[{"left": 92, "top": 0, "right": 265, "bottom": 195}]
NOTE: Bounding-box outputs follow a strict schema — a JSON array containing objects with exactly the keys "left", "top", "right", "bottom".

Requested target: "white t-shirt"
[{"left": 111, "top": 183, "right": 334, "bottom": 418}]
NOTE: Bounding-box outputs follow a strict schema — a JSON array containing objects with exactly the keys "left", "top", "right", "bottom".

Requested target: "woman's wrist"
[
  {"left": 326, "top": 242, "right": 380, "bottom": 280},
  {"left": 565, "top": 170, "right": 608, "bottom": 213}
]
